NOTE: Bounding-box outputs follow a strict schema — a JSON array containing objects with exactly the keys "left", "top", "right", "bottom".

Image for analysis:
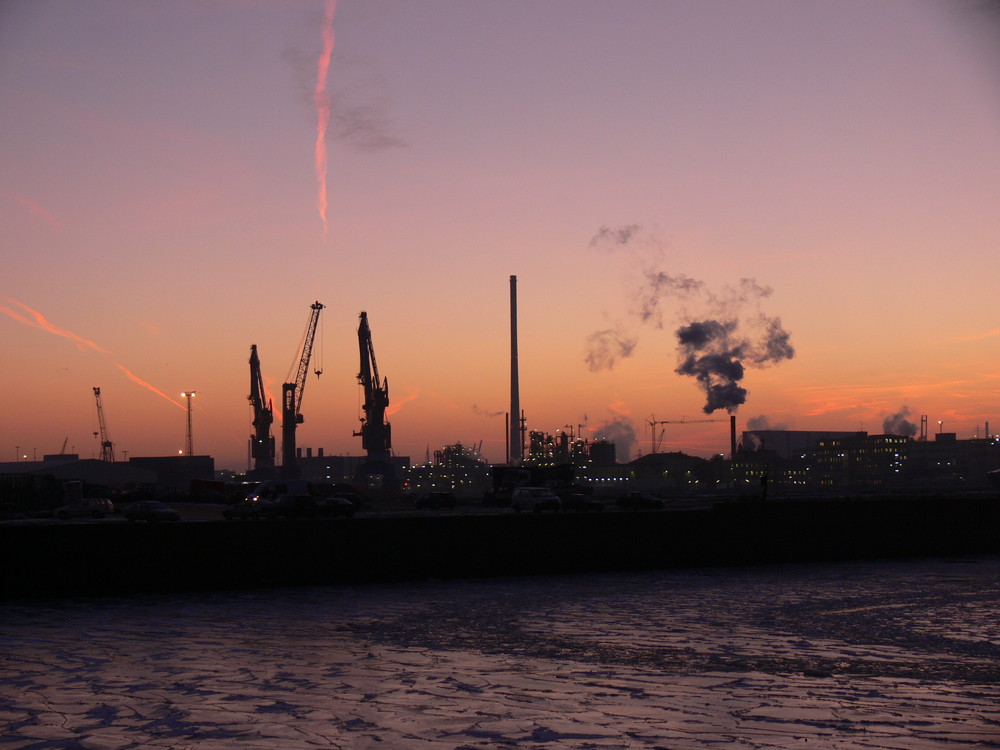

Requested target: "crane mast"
[
  {"left": 248, "top": 344, "right": 275, "bottom": 475},
  {"left": 92, "top": 387, "right": 115, "bottom": 462},
  {"left": 354, "top": 311, "right": 392, "bottom": 464},
  {"left": 281, "top": 301, "right": 324, "bottom": 478}
]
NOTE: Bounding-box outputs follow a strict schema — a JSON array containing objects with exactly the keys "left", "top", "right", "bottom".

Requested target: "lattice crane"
[
  {"left": 281, "top": 301, "right": 324, "bottom": 478},
  {"left": 646, "top": 415, "right": 727, "bottom": 454},
  {"left": 92, "top": 386, "right": 115, "bottom": 462}
]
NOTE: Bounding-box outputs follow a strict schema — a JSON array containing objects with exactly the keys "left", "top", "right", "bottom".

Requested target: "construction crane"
[
  {"left": 92, "top": 387, "right": 115, "bottom": 462},
  {"left": 647, "top": 415, "right": 727, "bottom": 454},
  {"left": 281, "top": 301, "right": 324, "bottom": 478},
  {"left": 354, "top": 311, "right": 394, "bottom": 488},
  {"left": 248, "top": 344, "right": 275, "bottom": 475}
]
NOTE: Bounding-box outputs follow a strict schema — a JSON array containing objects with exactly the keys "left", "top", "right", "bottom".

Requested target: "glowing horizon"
[{"left": 1, "top": 1, "right": 997, "bottom": 468}]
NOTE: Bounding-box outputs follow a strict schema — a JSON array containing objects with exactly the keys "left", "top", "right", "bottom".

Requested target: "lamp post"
[
  {"left": 937, "top": 420, "right": 943, "bottom": 436},
  {"left": 181, "top": 391, "right": 196, "bottom": 456}
]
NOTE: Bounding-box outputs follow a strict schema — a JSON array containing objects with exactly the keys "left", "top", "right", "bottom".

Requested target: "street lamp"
[
  {"left": 937, "top": 420, "right": 943, "bottom": 435},
  {"left": 181, "top": 391, "right": 196, "bottom": 456}
]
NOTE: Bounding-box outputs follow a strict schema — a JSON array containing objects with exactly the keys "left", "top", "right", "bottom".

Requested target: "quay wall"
[{"left": 4, "top": 496, "right": 999, "bottom": 599}]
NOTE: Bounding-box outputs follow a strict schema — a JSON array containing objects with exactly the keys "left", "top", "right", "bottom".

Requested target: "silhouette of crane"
[
  {"left": 92, "top": 387, "right": 115, "bottom": 462},
  {"left": 281, "top": 301, "right": 324, "bottom": 478},
  {"left": 646, "top": 414, "right": 727, "bottom": 453}
]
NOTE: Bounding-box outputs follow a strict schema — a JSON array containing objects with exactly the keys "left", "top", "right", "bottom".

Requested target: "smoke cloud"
[
  {"left": 675, "top": 315, "right": 794, "bottom": 414},
  {"left": 472, "top": 404, "right": 504, "bottom": 418},
  {"left": 582, "top": 231, "right": 796, "bottom": 413},
  {"left": 593, "top": 416, "right": 637, "bottom": 462},
  {"left": 589, "top": 224, "right": 641, "bottom": 250},
  {"left": 636, "top": 271, "right": 706, "bottom": 328},
  {"left": 883, "top": 406, "right": 918, "bottom": 437},
  {"left": 333, "top": 99, "right": 406, "bottom": 153},
  {"left": 584, "top": 328, "right": 638, "bottom": 372},
  {"left": 746, "top": 414, "right": 788, "bottom": 431}
]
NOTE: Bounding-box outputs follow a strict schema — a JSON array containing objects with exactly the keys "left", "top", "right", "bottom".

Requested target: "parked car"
[
  {"left": 414, "top": 492, "right": 457, "bottom": 510},
  {"left": 316, "top": 495, "right": 355, "bottom": 518},
  {"left": 616, "top": 492, "right": 665, "bottom": 510},
  {"left": 560, "top": 493, "right": 603, "bottom": 512},
  {"left": 54, "top": 498, "right": 115, "bottom": 519},
  {"left": 223, "top": 497, "right": 276, "bottom": 520},
  {"left": 510, "top": 487, "right": 561, "bottom": 513},
  {"left": 270, "top": 493, "right": 318, "bottom": 519},
  {"left": 122, "top": 500, "right": 180, "bottom": 522}
]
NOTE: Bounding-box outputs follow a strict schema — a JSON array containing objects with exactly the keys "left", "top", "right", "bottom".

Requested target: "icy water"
[{"left": 2, "top": 556, "right": 998, "bottom": 749}]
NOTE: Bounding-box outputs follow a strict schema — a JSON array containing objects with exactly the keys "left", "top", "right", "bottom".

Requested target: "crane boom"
[
  {"left": 92, "top": 387, "right": 115, "bottom": 462},
  {"left": 248, "top": 344, "right": 275, "bottom": 474},
  {"left": 281, "top": 301, "right": 324, "bottom": 478},
  {"left": 354, "top": 311, "right": 391, "bottom": 462},
  {"left": 647, "top": 415, "right": 726, "bottom": 453}
]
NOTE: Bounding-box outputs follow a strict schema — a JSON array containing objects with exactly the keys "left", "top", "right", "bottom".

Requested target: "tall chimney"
[
  {"left": 730, "top": 414, "right": 737, "bottom": 459},
  {"left": 509, "top": 275, "right": 521, "bottom": 464}
]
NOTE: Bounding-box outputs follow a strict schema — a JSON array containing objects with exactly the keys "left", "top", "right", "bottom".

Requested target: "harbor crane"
[
  {"left": 647, "top": 415, "right": 726, "bottom": 454},
  {"left": 354, "top": 311, "right": 391, "bottom": 460},
  {"left": 281, "top": 301, "right": 324, "bottom": 478},
  {"left": 92, "top": 387, "right": 115, "bottom": 462},
  {"left": 248, "top": 344, "right": 275, "bottom": 475},
  {"left": 354, "top": 311, "right": 395, "bottom": 489}
]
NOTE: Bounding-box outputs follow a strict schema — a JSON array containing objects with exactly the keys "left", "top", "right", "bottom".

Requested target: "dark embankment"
[{"left": 3, "top": 496, "right": 998, "bottom": 599}]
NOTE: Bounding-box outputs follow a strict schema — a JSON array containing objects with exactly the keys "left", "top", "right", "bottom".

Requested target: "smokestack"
[
  {"left": 730, "top": 415, "right": 737, "bottom": 459},
  {"left": 509, "top": 275, "right": 521, "bottom": 464}
]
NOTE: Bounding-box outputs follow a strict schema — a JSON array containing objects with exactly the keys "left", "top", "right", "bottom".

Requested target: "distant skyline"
[{"left": 2, "top": 1, "right": 998, "bottom": 469}]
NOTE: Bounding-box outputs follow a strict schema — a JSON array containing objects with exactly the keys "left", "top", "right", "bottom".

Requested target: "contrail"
[
  {"left": 385, "top": 388, "right": 419, "bottom": 417},
  {"left": 0, "top": 297, "right": 108, "bottom": 352},
  {"left": 1, "top": 296, "right": 187, "bottom": 410},
  {"left": 314, "top": 0, "right": 336, "bottom": 237},
  {"left": 114, "top": 363, "right": 185, "bottom": 409},
  {"left": 0, "top": 189, "right": 61, "bottom": 229}
]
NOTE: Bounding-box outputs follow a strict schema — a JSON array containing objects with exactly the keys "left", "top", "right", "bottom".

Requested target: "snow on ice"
[{"left": 1, "top": 556, "right": 998, "bottom": 748}]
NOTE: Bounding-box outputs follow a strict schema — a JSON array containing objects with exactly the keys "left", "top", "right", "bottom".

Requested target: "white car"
[
  {"left": 510, "top": 487, "right": 560, "bottom": 513},
  {"left": 54, "top": 498, "right": 115, "bottom": 519}
]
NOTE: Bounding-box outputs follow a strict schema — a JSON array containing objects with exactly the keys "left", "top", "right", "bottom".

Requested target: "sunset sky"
[{"left": 2, "top": 0, "right": 998, "bottom": 470}]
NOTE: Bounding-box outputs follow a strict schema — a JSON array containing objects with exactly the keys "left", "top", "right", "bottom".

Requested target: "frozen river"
[{"left": 2, "top": 556, "right": 998, "bottom": 749}]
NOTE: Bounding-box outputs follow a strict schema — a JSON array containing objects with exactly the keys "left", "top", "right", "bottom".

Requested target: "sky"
[{"left": 2, "top": 0, "right": 998, "bottom": 470}]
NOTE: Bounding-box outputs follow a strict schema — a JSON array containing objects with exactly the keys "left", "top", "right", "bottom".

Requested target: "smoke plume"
[
  {"left": 636, "top": 271, "right": 705, "bottom": 328},
  {"left": 746, "top": 414, "right": 788, "bottom": 431},
  {"left": 883, "top": 406, "right": 918, "bottom": 437},
  {"left": 585, "top": 328, "right": 637, "bottom": 372},
  {"left": 589, "top": 224, "right": 641, "bottom": 250},
  {"left": 674, "top": 315, "right": 794, "bottom": 414},
  {"left": 472, "top": 404, "right": 504, "bottom": 418},
  {"left": 594, "top": 416, "right": 637, "bottom": 462}
]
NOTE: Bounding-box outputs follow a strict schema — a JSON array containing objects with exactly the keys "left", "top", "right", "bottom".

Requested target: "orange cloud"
[
  {"left": 607, "top": 398, "right": 631, "bottom": 416},
  {"left": 0, "top": 297, "right": 108, "bottom": 352}
]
